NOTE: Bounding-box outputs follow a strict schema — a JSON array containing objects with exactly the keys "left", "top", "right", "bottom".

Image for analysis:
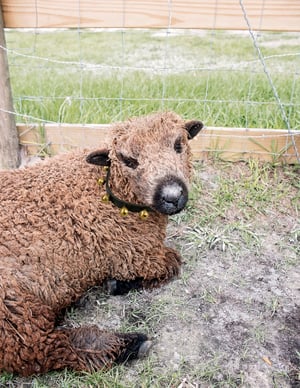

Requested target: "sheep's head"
[{"left": 87, "top": 112, "right": 203, "bottom": 216}]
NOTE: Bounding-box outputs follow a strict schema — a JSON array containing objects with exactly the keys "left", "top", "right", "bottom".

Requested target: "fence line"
[
  {"left": 2, "top": 0, "right": 300, "bottom": 31},
  {"left": 239, "top": 0, "right": 300, "bottom": 160},
  {"left": 1, "top": 1, "right": 300, "bottom": 165},
  {"left": 17, "top": 123, "right": 300, "bottom": 165}
]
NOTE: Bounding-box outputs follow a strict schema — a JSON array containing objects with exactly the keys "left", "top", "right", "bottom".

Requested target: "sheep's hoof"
[
  {"left": 105, "top": 279, "right": 118, "bottom": 294},
  {"left": 105, "top": 278, "right": 144, "bottom": 295},
  {"left": 116, "top": 333, "right": 152, "bottom": 363},
  {"left": 138, "top": 340, "right": 152, "bottom": 358}
]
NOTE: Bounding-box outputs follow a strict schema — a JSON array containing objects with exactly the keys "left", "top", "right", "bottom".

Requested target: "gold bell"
[
  {"left": 103, "top": 166, "right": 109, "bottom": 172},
  {"left": 139, "top": 209, "right": 149, "bottom": 220},
  {"left": 102, "top": 194, "right": 110, "bottom": 202},
  {"left": 120, "top": 206, "right": 129, "bottom": 216},
  {"left": 97, "top": 178, "right": 105, "bottom": 185}
]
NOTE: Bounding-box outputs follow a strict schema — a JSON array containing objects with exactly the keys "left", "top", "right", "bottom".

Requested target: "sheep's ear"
[
  {"left": 86, "top": 149, "right": 111, "bottom": 166},
  {"left": 185, "top": 120, "right": 204, "bottom": 140}
]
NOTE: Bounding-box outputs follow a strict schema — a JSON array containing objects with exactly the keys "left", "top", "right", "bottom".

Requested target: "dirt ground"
[
  {"left": 2, "top": 160, "right": 300, "bottom": 387},
  {"left": 72, "top": 161, "right": 299, "bottom": 387}
]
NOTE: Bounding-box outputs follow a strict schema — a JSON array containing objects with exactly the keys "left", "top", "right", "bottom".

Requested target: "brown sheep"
[{"left": 0, "top": 111, "right": 203, "bottom": 376}]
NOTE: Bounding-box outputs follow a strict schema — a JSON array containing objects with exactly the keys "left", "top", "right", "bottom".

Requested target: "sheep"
[{"left": 0, "top": 111, "right": 203, "bottom": 376}]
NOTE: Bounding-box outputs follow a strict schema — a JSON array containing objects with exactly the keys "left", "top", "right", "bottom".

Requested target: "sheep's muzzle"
[{"left": 152, "top": 176, "right": 188, "bottom": 215}]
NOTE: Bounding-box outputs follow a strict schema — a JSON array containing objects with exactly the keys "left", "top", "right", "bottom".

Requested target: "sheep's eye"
[
  {"left": 174, "top": 137, "right": 183, "bottom": 154},
  {"left": 118, "top": 153, "right": 139, "bottom": 169}
]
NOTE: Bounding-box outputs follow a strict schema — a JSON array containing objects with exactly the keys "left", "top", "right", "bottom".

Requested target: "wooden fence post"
[{"left": 0, "top": 3, "right": 20, "bottom": 170}]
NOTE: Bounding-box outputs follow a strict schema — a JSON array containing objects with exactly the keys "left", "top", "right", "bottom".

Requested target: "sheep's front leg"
[
  {"left": 6, "top": 325, "right": 150, "bottom": 376},
  {"left": 0, "top": 286, "right": 151, "bottom": 376},
  {"left": 106, "top": 247, "right": 182, "bottom": 295},
  {"left": 65, "top": 326, "right": 152, "bottom": 370}
]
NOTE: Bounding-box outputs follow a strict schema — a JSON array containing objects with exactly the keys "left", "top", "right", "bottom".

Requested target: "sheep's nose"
[
  {"left": 161, "top": 184, "right": 183, "bottom": 206},
  {"left": 153, "top": 176, "right": 188, "bottom": 215}
]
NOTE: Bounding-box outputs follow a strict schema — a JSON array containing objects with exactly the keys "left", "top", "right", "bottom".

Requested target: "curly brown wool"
[{"left": 0, "top": 112, "right": 203, "bottom": 376}]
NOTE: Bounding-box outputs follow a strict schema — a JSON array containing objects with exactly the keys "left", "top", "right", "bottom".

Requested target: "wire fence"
[{"left": 1, "top": 0, "right": 300, "bottom": 162}]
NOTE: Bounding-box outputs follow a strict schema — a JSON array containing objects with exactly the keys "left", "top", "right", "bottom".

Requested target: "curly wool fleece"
[{"left": 0, "top": 111, "right": 203, "bottom": 376}]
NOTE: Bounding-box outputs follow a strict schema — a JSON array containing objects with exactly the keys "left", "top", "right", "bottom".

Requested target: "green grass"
[{"left": 5, "top": 29, "right": 300, "bottom": 128}]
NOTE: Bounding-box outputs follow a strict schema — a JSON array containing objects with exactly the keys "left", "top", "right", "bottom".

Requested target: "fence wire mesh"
[{"left": 0, "top": 0, "right": 299, "bottom": 162}]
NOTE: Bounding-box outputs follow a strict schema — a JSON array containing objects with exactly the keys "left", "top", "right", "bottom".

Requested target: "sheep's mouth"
[{"left": 152, "top": 176, "right": 188, "bottom": 215}]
